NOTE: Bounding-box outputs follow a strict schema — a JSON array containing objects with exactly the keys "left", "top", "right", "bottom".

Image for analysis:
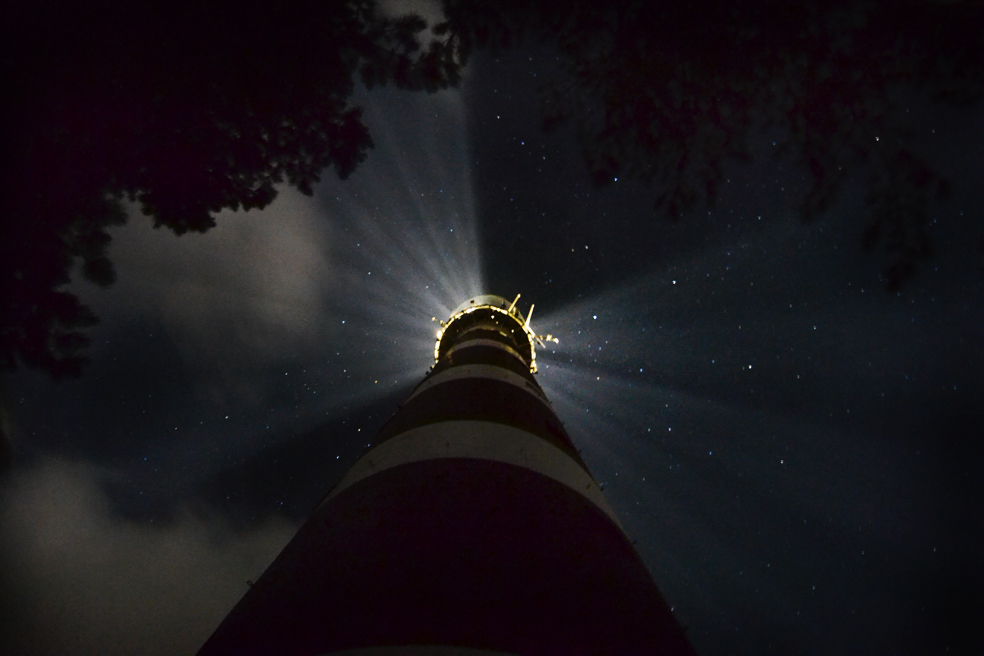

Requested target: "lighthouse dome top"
[{"left": 435, "top": 294, "right": 541, "bottom": 372}]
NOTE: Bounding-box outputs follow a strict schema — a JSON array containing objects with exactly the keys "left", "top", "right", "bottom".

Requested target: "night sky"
[{"left": 2, "top": 30, "right": 983, "bottom": 656}]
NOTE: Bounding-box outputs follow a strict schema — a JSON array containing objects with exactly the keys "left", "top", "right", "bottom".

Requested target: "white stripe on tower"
[{"left": 322, "top": 420, "right": 621, "bottom": 528}]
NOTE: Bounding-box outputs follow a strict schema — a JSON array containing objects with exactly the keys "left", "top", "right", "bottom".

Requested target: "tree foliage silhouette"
[
  {"left": 438, "top": 0, "right": 982, "bottom": 284},
  {"left": 3, "top": 0, "right": 981, "bottom": 379},
  {"left": 1, "top": 0, "right": 458, "bottom": 378}
]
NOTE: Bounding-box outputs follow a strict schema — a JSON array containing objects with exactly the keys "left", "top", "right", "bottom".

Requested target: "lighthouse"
[{"left": 198, "top": 294, "right": 695, "bottom": 655}]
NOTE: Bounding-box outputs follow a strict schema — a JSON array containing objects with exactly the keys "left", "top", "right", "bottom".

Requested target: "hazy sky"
[{"left": 2, "top": 43, "right": 982, "bottom": 656}]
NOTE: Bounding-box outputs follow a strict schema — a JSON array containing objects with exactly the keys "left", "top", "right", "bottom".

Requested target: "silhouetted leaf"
[{"left": 1, "top": 0, "right": 459, "bottom": 378}]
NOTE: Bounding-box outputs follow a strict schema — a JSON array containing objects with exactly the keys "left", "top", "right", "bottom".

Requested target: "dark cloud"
[
  {"left": 0, "top": 460, "right": 296, "bottom": 655},
  {"left": 71, "top": 190, "right": 337, "bottom": 401},
  {"left": 65, "top": 86, "right": 480, "bottom": 410}
]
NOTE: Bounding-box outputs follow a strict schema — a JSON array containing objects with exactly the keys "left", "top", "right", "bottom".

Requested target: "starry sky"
[{"left": 2, "top": 40, "right": 983, "bottom": 656}]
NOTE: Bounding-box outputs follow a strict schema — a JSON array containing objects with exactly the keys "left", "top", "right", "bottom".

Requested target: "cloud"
[
  {"left": 120, "top": 188, "right": 331, "bottom": 347},
  {"left": 378, "top": 0, "right": 445, "bottom": 31},
  {"left": 66, "top": 86, "right": 481, "bottom": 410},
  {"left": 0, "top": 460, "right": 296, "bottom": 655},
  {"left": 71, "top": 187, "right": 338, "bottom": 401}
]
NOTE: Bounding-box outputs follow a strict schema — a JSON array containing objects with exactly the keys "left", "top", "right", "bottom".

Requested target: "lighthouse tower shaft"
[{"left": 198, "top": 295, "right": 695, "bottom": 655}]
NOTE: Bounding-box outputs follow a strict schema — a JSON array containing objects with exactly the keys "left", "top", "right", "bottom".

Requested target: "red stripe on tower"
[{"left": 198, "top": 295, "right": 696, "bottom": 656}]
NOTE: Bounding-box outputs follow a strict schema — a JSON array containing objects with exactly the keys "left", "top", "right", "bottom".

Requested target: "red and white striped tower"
[{"left": 198, "top": 294, "right": 696, "bottom": 656}]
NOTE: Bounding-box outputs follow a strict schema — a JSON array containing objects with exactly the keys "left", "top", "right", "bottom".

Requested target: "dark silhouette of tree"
[
  {"left": 1, "top": 0, "right": 458, "bottom": 378},
  {"left": 437, "top": 0, "right": 982, "bottom": 284},
  {"left": 3, "top": 0, "right": 981, "bottom": 379}
]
